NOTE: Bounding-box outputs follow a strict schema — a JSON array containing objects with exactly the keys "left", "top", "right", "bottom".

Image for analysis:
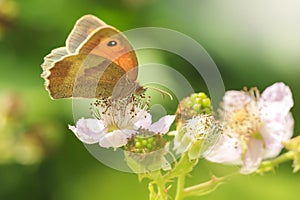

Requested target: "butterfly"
[{"left": 41, "top": 15, "right": 140, "bottom": 99}]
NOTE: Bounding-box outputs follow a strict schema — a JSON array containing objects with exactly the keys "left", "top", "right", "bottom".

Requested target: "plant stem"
[
  {"left": 163, "top": 152, "right": 198, "bottom": 200},
  {"left": 156, "top": 181, "right": 167, "bottom": 200},
  {"left": 257, "top": 151, "right": 295, "bottom": 173},
  {"left": 148, "top": 182, "right": 156, "bottom": 200},
  {"left": 174, "top": 174, "right": 185, "bottom": 200},
  {"left": 269, "top": 151, "right": 295, "bottom": 165},
  {"left": 183, "top": 175, "right": 227, "bottom": 197},
  {"left": 148, "top": 171, "right": 167, "bottom": 200}
]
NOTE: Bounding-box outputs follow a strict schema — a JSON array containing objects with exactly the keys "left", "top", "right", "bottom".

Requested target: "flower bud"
[
  {"left": 125, "top": 130, "right": 166, "bottom": 153},
  {"left": 124, "top": 129, "right": 170, "bottom": 173},
  {"left": 176, "top": 92, "right": 213, "bottom": 129}
]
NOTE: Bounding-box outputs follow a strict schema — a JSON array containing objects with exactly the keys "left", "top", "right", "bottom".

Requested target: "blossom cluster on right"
[{"left": 173, "top": 82, "right": 294, "bottom": 174}]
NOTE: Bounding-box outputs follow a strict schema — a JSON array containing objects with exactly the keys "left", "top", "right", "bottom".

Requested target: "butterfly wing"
[
  {"left": 41, "top": 15, "right": 139, "bottom": 99},
  {"left": 66, "top": 15, "right": 107, "bottom": 53}
]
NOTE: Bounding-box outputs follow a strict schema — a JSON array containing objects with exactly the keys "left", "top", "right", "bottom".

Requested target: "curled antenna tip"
[{"left": 144, "top": 84, "right": 174, "bottom": 101}]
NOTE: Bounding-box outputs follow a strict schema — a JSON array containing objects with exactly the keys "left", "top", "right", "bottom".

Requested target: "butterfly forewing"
[{"left": 66, "top": 15, "right": 107, "bottom": 53}]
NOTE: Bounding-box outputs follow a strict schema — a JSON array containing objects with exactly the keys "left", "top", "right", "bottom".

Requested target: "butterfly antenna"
[{"left": 145, "top": 84, "right": 174, "bottom": 100}]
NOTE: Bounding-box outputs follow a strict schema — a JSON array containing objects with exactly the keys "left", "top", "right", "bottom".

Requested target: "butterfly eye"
[{"left": 107, "top": 40, "right": 118, "bottom": 47}]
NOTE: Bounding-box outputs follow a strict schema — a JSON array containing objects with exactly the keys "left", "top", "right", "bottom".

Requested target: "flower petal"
[
  {"left": 240, "top": 138, "right": 264, "bottom": 174},
  {"left": 133, "top": 111, "right": 152, "bottom": 130},
  {"left": 261, "top": 82, "right": 293, "bottom": 122},
  {"left": 262, "top": 112, "right": 294, "bottom": 158},
  {"left": 99, "top": 129, "right": 135, "bottom": 148},
  {"left": 205, "top": 133, "right": 242, "bottom": 164},
  {"left": 221, "top": 90, "right": 252, "bottom": 112},
  {"left": 148, "top": 115, "right": 176, "bottom": 134},
  {"left": 69, "top": 118, "right": 106, "bottom": 144},
  {"left": 174, "top": 131, "right": 193, "bottom": 154}
]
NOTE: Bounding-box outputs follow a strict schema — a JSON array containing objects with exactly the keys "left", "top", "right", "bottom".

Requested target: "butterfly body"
[{"left": 41, "top": 15, "right": 139, "bottom": 99}]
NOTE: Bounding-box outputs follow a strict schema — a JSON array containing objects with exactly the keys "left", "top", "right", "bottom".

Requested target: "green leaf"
[{"left": 164, "top": 152, "right": 198, "bottom": 180}]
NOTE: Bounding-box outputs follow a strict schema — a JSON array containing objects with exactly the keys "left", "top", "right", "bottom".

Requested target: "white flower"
[
  {"left": 69, "top": 97, "right": 175, "bottom": 148},
  {"left": 205, "top": 82, "right": 294, "bottom": 174},
  {"left": 173, "top": 114, "right": 221, "bottom": 160}
]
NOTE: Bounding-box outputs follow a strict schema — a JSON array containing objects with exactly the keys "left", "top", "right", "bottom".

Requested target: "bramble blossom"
[
  {"left": 69, "top": 96, "right": 175, "bottom": 148},
  {"left": 205, "top": 82, "right": 294, "bottom": 174}
]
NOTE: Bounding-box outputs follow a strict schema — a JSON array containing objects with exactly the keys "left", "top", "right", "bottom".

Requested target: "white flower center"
[
  {"left": 93, "top": 95, "right": 148, "bottom": 131},
  {"left": 183, "top": 114, "right": 215, "bottom": 140},
  {"left": 221, "top": 89, "right": 263, "bottom": 139}
]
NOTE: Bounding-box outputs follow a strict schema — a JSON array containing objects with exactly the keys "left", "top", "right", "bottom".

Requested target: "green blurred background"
[{"left": 0, "top": 0, "right": 299, "bottom": 199}]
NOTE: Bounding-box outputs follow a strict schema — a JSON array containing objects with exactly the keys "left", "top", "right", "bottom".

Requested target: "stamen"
[{"left": 89, "top": 92, "right": 150, "bottom": 130}]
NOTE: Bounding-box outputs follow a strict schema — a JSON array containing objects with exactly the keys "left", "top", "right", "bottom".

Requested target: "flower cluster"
[
  {"left": 65, "top": 81, "right": 298, "bottom": 199},
  {"left": 69, "top": 82, "right": 295, "bottom": 175}
]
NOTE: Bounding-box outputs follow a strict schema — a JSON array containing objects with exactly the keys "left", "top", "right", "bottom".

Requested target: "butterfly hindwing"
[{"left": 46, "top": 54, "right": 130, "bottom": 99}]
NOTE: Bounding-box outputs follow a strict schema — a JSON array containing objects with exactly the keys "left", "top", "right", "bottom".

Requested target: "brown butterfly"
[{"left": 41, "top": 15, "right": 140, "bottom": 99}]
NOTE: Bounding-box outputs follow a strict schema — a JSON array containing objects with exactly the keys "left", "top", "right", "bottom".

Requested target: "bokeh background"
[{"left": 0, "top": 0, "right": 299, "bottom": 199}]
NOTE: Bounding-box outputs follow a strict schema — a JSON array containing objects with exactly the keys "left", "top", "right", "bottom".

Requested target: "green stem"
[
  {"left": 174, "top": 175, "right": 185, "bottom": 200},
  {"left": 269, "top": 151, "right": 295, "bottom": 164},
  {"left": 183, "top": 175, "right": 227, "bottom": 197},
  {"left": 147, "top": 171, "right": 167, "bottom": 200},
  {"left": 148, "top": 182, "right": 156, "bottom": 200},
  {"left": 162, "top": 152, "right": 198, "bottom": 200},
  {"left": 156, "top": 181, "right": 167, "bottom": 200},
  {"left": 257, "top": 151, "right": 295, "bottom": 173}
]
